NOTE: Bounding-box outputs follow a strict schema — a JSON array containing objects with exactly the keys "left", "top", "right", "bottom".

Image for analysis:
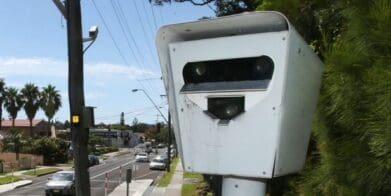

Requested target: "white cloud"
[
  {"left": 0, "top": 57, "right": 66, "bottom": 77},
  {"left": 0, "top": 56, "right": 156, "bottom": 79}
]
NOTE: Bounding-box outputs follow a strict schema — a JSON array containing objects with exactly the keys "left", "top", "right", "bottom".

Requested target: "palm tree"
[
  {"left": 21, "top": 83, "right": 41, "bottom": 137},
  {"left": 0, "top": 79, "right": 5, "bottom": 130},
  {"left": 40, "top": 85, "right": 62, "bottom": 124},
  {"left": 3, "top": 87, "right": 23, "bottom": 127}
]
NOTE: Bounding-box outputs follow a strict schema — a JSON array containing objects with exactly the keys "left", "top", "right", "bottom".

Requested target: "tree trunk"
[
  {"left": 48, "top": 118, "right": 51, "bottom": 136},
  {"left": 29, "top": 119, "right": 33, "bottom": 138},
  {"left": 0, "top": 107, "right": 2, "bottom": 130},
  {"left": 12, "top": 118, "right": 15, "bottom": 127}
]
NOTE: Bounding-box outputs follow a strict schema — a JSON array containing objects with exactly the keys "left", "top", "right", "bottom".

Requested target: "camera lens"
[
  {"left": 194, "top": 63, "right": 206, "bottom": 76},
  {"left": 207, "top": 97, "right": 244, "bottom": 120},
  {"left": 252, "top": 56, "right": 274, "bottom": 80},
  {"left": 223, "top": 104, "right": 240, "bottom": 118}
]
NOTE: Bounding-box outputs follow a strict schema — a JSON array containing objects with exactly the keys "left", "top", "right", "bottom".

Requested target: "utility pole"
[
  {"left": 167, "top": 113, "right": 171, "bottom": 172},
  {"left": 66, "top": 0, "right": 90, "bottom": 195}
]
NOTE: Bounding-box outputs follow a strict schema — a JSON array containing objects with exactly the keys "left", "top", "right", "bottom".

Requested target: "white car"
[
  {"left": 135, "top": 153, "right": 149, "bottom": 162},
  {"left": 149, "top": 158, "right": 167, "bottom": 170}
]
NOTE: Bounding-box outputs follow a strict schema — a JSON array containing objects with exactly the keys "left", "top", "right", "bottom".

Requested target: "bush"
[{"left": 31, "top": 137, "right": 68, "bottom": 165}]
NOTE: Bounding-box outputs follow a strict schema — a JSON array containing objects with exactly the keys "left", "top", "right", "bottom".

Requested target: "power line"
[
  {"left": 112, "top": 0, "right": 162, "bottom": 95},
  {"left": 130, "top": 0, "right": 160, "bottom": 68},
  {"left": 149, "top": 3, "right": 159, "bottom": 30},
  {"left": 95, "top": 102, "right": 167, "bottom": 120},
  {"left": 90, "top": 0, "right": 153, "bottom": 94},
  {"left": 139, "top": 0, "right": 155, "bottom": 37}
]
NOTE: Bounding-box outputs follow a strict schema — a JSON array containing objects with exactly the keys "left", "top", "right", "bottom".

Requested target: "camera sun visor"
[{"left": 181, "top": 56, "right": 274, "bottom": 92}]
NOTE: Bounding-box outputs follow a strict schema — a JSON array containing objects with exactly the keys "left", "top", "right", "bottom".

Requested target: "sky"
[{"left": 0, "top": 0, "right": 214, "bottom": 124}]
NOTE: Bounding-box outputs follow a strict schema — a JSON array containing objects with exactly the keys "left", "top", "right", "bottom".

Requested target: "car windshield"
[
  {"left": 153, "top": 159, "right": 165, "bottom": 163},
  {"left": 52, "top": 173, "right": 73, "bottom": 181},
  {"left": 138, "top": 153, "right": 147, "bottom": 156}
]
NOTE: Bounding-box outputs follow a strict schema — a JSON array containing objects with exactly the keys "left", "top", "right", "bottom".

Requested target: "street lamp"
[{"left": 131, "top": 89, "right": 168, "bottom": 123}]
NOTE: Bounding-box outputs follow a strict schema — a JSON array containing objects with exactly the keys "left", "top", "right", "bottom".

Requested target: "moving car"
[
  {"left": 149, "top": 157, "right": 167, "bottom": 170},
  {"left": 45, "top": 171, "right": 75, "bottom": 196},
  {"left": 88, "top": 155, "right": 99, "bottom": 166},
  {"left": 135, "top": 152, "right": 149, "bottom": 162}
]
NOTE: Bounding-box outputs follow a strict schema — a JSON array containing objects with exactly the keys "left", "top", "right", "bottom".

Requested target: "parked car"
[
  {"left": 88, "top": 155, "right": 99, "bottom": 166},
  {"left": 155, "top": 155, "right": 169, "bottom": 163},
  {"left": 157, "top": 143, "right": 166, "bottom": 148},
  {"left": 135, "top": 152, "right": 149, "bottom": 162},
  {"left": 149, "top": 157, "right": 167, "bottom": 170},
  {"left": 45, "top": 171, "right": 75, "bottom": 196}
]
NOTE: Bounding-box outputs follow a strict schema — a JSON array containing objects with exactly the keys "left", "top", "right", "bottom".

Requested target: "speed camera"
[{"left": 156, "top": 11, "right": 323, "bottom": 178}]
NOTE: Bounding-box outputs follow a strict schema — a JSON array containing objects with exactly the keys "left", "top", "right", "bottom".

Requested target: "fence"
[{"left": 0, "top": 152, "right": 43, "bottom": 173}]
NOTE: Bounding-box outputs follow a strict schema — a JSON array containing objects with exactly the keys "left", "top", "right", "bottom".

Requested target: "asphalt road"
[{"left": 3, "top": 149, "right": 166, "bottom": 196}]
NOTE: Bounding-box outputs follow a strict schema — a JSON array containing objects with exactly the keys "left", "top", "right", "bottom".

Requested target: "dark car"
[
  {"left": 88, "top": 155, "right": 99, "bottom": 166},
  {"left": 45, "top": 171, "right": 75, "bottom": 196}
]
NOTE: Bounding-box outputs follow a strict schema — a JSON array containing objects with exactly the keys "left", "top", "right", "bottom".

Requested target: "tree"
[
  {"left": 256, "top": 0, "right": 391, "bottom": 195},
  {"left": 1, "top": 128, "right": 28, "bottom": 160},
  {"left": 40, "top": 85, "right": 61, "bottom": 124},
  {"left": 0, "top": 79, "right": 5, "bottom": 131},
  {"left": 20, "top": 83, "right": 41, "bottom": 137},
  {"left": 149, "top": 0, "right": 258, "bottom": 16},
  {"left": 132, "top": 118, "right": 139, "bottom": 132},
  {"left": 3, "top": 87, "right": 23, "bottom": 127},
  {"left": 120, "top": 112, "right": 125, "bottom": 126}
]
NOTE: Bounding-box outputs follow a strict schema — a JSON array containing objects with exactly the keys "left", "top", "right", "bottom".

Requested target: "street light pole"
[{"left": 131, "top": 89, "right": 168, "bottom": 123}]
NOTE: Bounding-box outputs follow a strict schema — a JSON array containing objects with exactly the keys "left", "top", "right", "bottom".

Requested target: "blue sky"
[{"left": 0, "top": 0, "right": 214, "bottom": 124}]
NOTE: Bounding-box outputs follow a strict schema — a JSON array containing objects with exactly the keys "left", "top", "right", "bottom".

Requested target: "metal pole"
[
  {"left": 166, "top": 113, "right": 171, "bottom": 172},
  {"left": 104, "top": 173, "right": 108, "bottom": 196},
  {"left": 222, "top": 177, "right": 266, "bottom": 196},
  {"left": 66, "top": 0, "right": 90, "bottom": 195},
  {"left": 126, "top": 182, "right": 129, "bottom": 196}
]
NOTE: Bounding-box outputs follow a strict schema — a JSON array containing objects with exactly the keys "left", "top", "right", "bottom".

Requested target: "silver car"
[
  {"left": 45, "top": 171, "right": 75, "bottom": 196},
  {"left": 149, "top": 157, "right": 167, "bottom": 170},
  {"left": 135, "top": 152, "right": 149, "bottom": 162}
]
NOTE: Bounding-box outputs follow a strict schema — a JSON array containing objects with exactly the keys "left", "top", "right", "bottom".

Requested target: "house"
[{"left": 0, "top": 119, "right": 52, "bottom": 137}]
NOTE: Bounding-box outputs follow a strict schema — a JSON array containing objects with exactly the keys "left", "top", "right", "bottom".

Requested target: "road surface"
[{"left": 3, "top": 149, "right": 166, "bottom": 196}]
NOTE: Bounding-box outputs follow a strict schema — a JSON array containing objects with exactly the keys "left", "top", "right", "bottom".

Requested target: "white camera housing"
[
  {"left": 89, "top": 26, "right": 98, "bottom": 39},
  {"left": 156, "top": 12, "right": 323, "bottom": 178}
]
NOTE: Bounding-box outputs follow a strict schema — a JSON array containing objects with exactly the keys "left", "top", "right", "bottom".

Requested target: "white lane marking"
[{"left": 90, "top": 160, "right": 136, "bottom": 179}]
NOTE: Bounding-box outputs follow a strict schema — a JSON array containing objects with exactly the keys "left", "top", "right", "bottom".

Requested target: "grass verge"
[
  {"left": 156, "top": 158, "right": 179, "bottom": 187},
  {"left": 0, "top": 176, "right": 22, "bottom": 185},
  {"left": 183, "top": 172, "right": 203, "bottom": 179},
  {"left": 181, "top": 172, "right": 212, "bottom": 196},
  {"left": 182, "top": 181, "right": 211, "bottom": 196},
  {"left": 22, "top": 168, "right": 61, "bottom": 176}
]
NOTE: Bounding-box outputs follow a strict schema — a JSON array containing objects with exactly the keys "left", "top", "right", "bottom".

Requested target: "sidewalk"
[
  {"left": 0, "top": 180, "right": 32, "bottom": 194},
  {"left": 109, "top": 179, "right": 153, "bottom": 196},
  {"left": 147, "top": 160, "right": 184, "bottom": 196}
]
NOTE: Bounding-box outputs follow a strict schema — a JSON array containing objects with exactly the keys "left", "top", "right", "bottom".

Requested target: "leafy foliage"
[
  {"left": 31, "top": 137, "right": 69, "bottom": 165},
  {"left": 20, "top": 83, "right": 41, "bottom": 136},
  {"left": 149, "top": 0, "right": 258, "bottom": 16},
  {"left": 257, "top": 0, "right": 391, "bottom": 195},
  {"left": 3, "top": 87, "right": 23, "bottom": 126},
  {"left": 40, "top": 85, "right": 61, "bottom": 123},
  {"left": 1, "top": 128, "right": 29, "bottom": 160}
]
